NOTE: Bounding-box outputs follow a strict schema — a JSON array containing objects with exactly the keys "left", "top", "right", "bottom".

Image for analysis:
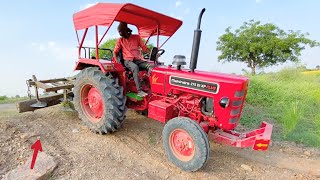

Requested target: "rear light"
[{"left": 242, "top": 80, "right": 249, "bottom": 90}]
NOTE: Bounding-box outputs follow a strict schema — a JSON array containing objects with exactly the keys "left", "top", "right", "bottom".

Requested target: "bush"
[
  {"left": 242, "top": 67, "right": 320, "bottom": 147},
  {"left": 0, "top": 96, "right": 8, "bottom": 101}
]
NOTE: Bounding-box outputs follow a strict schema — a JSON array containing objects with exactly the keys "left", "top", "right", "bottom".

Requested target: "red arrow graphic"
[{"left": 30, "top": 139, "right": 42, "bottom": 169}]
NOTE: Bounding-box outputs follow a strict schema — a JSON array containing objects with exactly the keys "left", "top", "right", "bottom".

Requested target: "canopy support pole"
[{"left": 78, "top": 28, "right": 88, "bottom": 58}]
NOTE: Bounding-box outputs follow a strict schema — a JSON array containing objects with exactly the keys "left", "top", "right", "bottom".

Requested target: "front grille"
[
  {"left": 235, "top": 90, "right": 245, "bottom": 98},
  {"left": 229, "top": 117, "right": 238, "bottom": 124},
  {"left": 232, "top": 100, "right": 242, "bottom": 107},
  {"left": 230, "top": 108, "right": 240, "bottom": 116}
]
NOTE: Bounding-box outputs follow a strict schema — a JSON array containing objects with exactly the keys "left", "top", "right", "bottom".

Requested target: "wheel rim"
[
  {"left": 80, "top": 84, "right": 104, "bottom": 123},
  {"left": 169, "top": 129, "right": 195, "bottom": 162}
]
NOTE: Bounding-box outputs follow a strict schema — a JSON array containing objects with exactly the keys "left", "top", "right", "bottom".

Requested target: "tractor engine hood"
[{"left": 151, "top": 66, "right": 249, "bottom": 97}]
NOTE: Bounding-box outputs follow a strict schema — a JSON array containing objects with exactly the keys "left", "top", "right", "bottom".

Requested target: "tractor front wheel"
[
  {"left": 74, "top": 67, "right": 127, "bottom": 134},
  {"left": 162, "top": 117, "right": 210, "bottom": 171}
]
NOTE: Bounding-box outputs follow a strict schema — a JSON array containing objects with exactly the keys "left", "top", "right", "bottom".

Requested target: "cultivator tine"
[
  {"left": 30, "top": 75, "right": 48, "bottom": 108},
  {"left": 30, "top": 101, "right": 48, "bottom": 108}
]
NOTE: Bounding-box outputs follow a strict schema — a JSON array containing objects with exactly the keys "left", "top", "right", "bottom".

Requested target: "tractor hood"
[{"left": 151, "top": 66, "right": 249, "bottom": 98}]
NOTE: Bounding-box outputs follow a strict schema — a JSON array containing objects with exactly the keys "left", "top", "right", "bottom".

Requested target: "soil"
[{"left": 0, "top": 103, "right": 319, "bottom": 180}]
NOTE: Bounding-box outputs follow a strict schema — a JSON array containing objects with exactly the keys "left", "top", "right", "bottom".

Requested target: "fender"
[{"left": 74, "top": 58, "right": 125, "bottom": 73}]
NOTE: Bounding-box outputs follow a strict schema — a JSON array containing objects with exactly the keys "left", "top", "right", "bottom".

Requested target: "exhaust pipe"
[{"left": 189, "top": 8, "right": 206, "bottom": 72}]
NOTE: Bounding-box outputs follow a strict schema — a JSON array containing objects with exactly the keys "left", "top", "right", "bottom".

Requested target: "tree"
[
  {"left": 316, "top": 65, "right": 320, "bottom": 70},
  {"left": 0, "top": 96, "right": 7, "bottom": 101},
  {"left": 91, "top": 38, "right": 154, "bottom": 60},
  {"left": 216, "top": 20, "right": 319, "bottom": 75},
  {"left": 91, "top": 38, "right": 117, "bottom": 59}
]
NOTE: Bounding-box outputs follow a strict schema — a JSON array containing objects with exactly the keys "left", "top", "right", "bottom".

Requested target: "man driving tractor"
[{"left": 113, "top": 22, "right": 154, "bottom": 97}]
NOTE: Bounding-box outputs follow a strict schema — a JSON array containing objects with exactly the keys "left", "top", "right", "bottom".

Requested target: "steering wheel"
[
  {"left": 157, "top": 49, "right": 165, "bottom": 56},
  {"left": 143, "top": 48, "right": 166, "bottom": 59}
]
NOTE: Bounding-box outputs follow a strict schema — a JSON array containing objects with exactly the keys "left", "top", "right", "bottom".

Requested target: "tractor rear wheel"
[
  {"left": 73, "top": 67, "right": 127, "bottom": 134},
  {"left": 162, "top": 117, "right": 210, "bottom": 172}
]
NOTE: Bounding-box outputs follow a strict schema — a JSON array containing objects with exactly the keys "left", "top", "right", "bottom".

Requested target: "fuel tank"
[{"left": 150, "top": 65, "right": 249, "bottom": 130}]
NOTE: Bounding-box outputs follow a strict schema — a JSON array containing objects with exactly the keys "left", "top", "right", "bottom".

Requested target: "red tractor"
[{"left": 18, "top": 3, "right": 273, "bottom": 171}]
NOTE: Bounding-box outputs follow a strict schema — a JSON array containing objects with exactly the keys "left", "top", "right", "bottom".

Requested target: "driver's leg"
[
  {"left": 134, "top": 60, "right": 154, "bottom": 74},
  {"left": 123, "top": 60, "right": 147, "bottom": 97}
]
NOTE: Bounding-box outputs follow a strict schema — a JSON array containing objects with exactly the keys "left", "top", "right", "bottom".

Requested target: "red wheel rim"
[
  {"left": 169, "top": 129, "right": 195, "bottom": 161},
  {"left": 80, "top": 84, "right": 104, "bottom": 123}
]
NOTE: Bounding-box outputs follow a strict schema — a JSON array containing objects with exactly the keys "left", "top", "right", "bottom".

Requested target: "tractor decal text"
[{"left": 169, "top": 76, "right": 219, "bottom": 94}]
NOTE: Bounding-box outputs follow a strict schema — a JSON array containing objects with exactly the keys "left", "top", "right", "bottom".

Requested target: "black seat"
[
  {"left": 117, "top": 49, "right": 130, "bottom": 71},
  {"left": 148, "top": 47, "right": 158, "bottom": 62}
]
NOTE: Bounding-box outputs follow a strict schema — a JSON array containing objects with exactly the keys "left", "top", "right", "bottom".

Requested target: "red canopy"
[{"left": 73, "top": 3, "right": 183, "bottom": 38}]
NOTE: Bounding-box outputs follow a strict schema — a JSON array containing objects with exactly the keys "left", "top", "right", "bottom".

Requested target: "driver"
[{"left": 113, "top": 22, "right": 154, "bottom": 97}]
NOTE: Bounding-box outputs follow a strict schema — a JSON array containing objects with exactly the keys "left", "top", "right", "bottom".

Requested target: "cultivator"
[{"left": 17, "top": 75, "right": 74, "bottom": 113}]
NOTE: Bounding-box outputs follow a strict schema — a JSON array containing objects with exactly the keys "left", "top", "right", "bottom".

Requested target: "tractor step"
[{"left": 126, "top": 92, "right": 143, "bottom": 101}]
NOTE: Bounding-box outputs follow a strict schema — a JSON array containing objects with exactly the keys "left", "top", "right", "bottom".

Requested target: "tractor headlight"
[{"left": 219, "top": 97, "right": 229, "bottom": 108}]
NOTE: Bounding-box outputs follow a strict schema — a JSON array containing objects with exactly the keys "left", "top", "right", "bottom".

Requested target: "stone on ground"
[{"left": 3, "top": 152, "right": 57, "bottom": 180}]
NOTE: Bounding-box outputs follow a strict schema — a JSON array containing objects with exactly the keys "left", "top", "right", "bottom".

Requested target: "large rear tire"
[
  {"left": 74, "top": 67, "right": 127, "bottom": 134},
  {"left": 162, "top": 117, "right": 210, "bottom": 171}
]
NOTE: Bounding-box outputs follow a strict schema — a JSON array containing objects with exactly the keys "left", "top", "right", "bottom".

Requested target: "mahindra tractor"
[{"left": 17, "top": 3, "right": 273, "bottom": 171}]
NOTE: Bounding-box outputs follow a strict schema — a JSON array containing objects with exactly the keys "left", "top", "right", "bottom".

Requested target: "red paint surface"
[
  {"left": 169, "top": 129, "right": 195, "bottom": 161},
  {"left": 73, "top": 3, "right": 182, "bottom": 38},
  {"left": 87, "top": 87, "right": 104, "bottom": 119},
  {"left": 208, "top": 121, "right": 273, "bottom": 150},
  {"left": 80, "top": 84, "right": 104, "bottom": 123}
]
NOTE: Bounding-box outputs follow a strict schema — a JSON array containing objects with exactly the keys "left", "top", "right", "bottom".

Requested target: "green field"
[
  {"left": 241, "top": 67, "right": 320, "bottom": 147},
  {"left": 0, "top": 96, "right": 29, "bottom": 104}
]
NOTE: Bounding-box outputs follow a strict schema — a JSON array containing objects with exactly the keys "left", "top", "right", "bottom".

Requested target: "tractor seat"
[{"left": 117, "top": 49, "right": 130, "bottom": 71}]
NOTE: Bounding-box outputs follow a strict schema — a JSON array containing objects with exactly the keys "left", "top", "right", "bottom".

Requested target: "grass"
[
  {"left": 0, "top": 109, "right": 19, "bottom": 119},
  {"left": 60, "top": 100, "right": 75, "bottom": 110},
  {"left": 241, "top": 67, "right": 320, "bottom": 147},
  {"left": 0, "top": 96, "right": 29, "bottom": 104}
]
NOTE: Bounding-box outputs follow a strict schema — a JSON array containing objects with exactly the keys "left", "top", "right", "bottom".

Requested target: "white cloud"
[
  {"left": 48, "top": 41, "right": 56, "bottom": 47},
  {"left": 31, "top": 41, "right": 77, "bottom": 61},
  {"left": 80, "top": 2, "right": 98, "bottom": 10},
  {"left": 175, "top": 0, "right": 182, "bottom": 7},
  {"left": 256, "top": 0, "right": 262, "bottom": 3}
]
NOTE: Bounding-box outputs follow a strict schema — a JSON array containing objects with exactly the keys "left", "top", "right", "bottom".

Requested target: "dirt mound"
[{"left": 0, "top": 105, "right": 319, "bottom": 179}]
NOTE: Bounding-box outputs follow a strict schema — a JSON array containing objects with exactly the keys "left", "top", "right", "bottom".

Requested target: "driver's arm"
[
  {"left": 138, "top": 36, "right": 150, "bottom": 53},
  {"left": 113, "top": 39, "right": 121, "bottom": 58}
]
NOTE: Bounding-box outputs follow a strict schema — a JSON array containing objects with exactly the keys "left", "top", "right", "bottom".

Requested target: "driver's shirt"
[{"left": 114, "top": 34, "right": 149, "bottom": 61}]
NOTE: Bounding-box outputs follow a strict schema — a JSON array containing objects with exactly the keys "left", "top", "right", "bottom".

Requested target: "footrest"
[{"left": 126, "top": 92, "right": 143, "bottom": 101}]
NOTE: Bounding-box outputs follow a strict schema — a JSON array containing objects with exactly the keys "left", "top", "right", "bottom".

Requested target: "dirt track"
[{"left": 0, "top": 104, "right": 319, "bottom": 179}]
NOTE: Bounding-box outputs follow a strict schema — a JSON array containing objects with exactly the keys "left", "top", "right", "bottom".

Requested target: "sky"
[{"left": 0, "top": 0, "right": 319, "bottom": 96}]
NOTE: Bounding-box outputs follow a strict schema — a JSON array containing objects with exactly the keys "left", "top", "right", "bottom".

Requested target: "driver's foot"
[{"left": 137, "top": 90, "right": 148, "bottom": 97}]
